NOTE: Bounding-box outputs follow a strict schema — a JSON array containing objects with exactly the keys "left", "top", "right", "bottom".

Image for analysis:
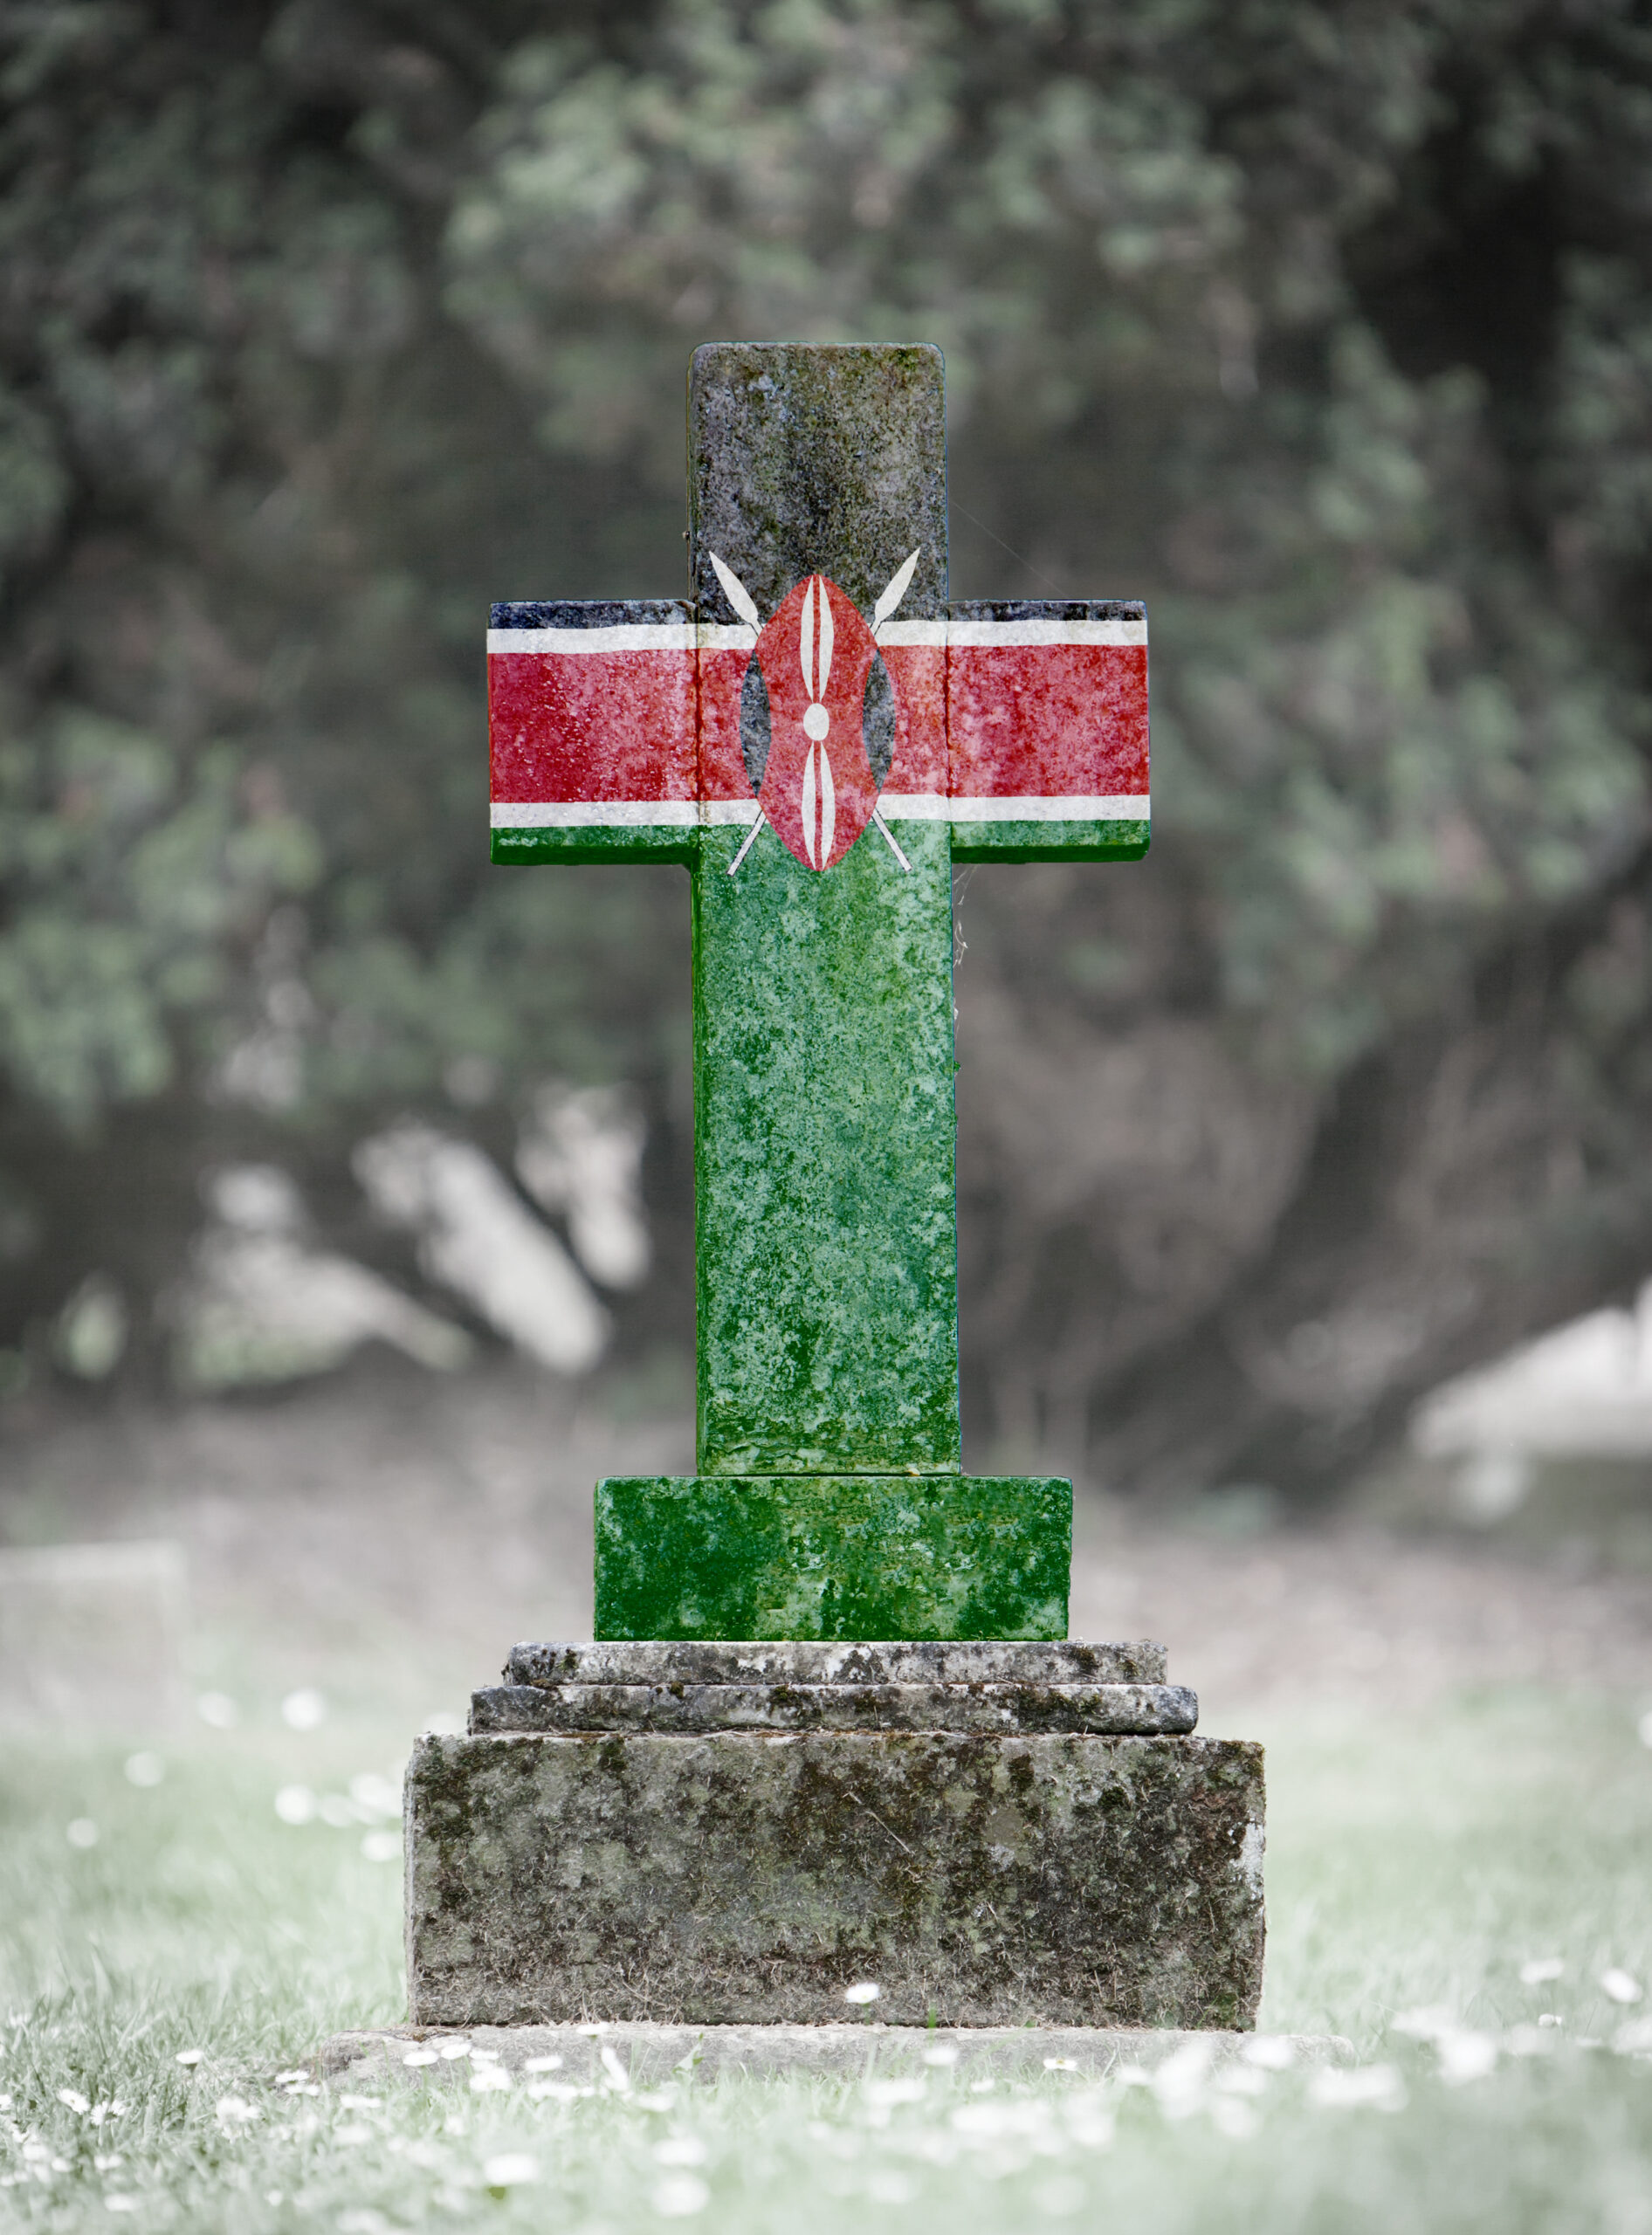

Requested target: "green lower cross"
[{"left": 488, "top": 345, "right": 1150, "bottom": 1639}]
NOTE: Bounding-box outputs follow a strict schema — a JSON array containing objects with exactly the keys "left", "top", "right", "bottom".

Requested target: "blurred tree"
[{"left": 4, "top": 0, "right": 1652, "bottom": 1496}]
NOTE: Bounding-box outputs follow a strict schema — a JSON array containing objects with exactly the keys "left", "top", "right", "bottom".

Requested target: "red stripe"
[
  {"left": 879, "top": 643, "right": 946, "bottom": 793},
  {"left": 488, "top": 642, "right": 1146, "bottom": 808},
  {"left": 488, "top": 651, "right": 696, "bottom": 805},
  {"left": 947, "top": 644, "right": 1147, "bottom": 800},
  {"left": 694, "top": 647, "right": 749, "bottom": 802}
]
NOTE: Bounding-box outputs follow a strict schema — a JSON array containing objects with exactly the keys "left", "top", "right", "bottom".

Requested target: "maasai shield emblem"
[{"left": 748, "top": 575, "right": 891, "bottom": 872}]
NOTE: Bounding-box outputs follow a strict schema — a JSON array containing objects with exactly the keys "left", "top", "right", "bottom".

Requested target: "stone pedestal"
[{"left": 404, "top": 1642, "right": 1264, "bottom": 2032}]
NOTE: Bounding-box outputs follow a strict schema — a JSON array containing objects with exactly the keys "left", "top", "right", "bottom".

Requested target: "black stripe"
[
  {"left": 490, "top": 600, "right": 693, "bottom": 630},
  {"left": 946, "top": 599, "right": 1146, "bottom": 624}
]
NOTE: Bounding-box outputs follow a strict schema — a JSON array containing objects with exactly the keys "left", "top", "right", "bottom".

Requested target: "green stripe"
[
  {"left": 491, "top": 823, "right": 699, "bottom": 867},
  {"left": 950, "top": 816, "right": 1150, "bottom": 863}
]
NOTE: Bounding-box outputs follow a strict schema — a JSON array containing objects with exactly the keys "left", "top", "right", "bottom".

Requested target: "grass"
[{"left": 2, "top": 1688, "right": 1650, "bottom": 2233}]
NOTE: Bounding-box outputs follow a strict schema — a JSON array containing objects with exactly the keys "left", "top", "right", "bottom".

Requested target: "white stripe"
[
  {"left": 488, "top": 626, "right": 695, "bottom": 656},
  {"left": 943, "top": 794, "right": 1150, "bottom": 822},
  {"left": 496, "top": 794, "right": 1147, "bottom": 829},
  {"left": 492, "top": 797, "right": 773, "bottom": 829},
  {"left": 491, "top": 801, "right": 699, "bottom": 829},
  {"left": 876, "top": 620, "right": 948, "bottom": 648},
  {"left": 946, "top": 617, "right": 1146, "bottom": 649},
  {"left": 878, "top": 793, "right": 1148, "bottom": 822},
  {"left": 698, "top": 622, "right": 757, "bottom": 652},
  {"left": 875, "top": 792, "right": 950, "bottom": 819}
]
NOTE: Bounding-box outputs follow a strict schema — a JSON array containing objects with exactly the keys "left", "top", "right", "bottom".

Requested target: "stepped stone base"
[{"left": 404, "top": 1642, "right": 1265, "bottom": 2032}]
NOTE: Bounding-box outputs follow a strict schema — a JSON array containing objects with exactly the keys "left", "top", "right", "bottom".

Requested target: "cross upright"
[{"left": 489, "top": 344, "right": 1148, "bottom": 1643}]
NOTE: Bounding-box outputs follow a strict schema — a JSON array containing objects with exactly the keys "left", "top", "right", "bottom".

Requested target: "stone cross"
[{"left": 488, "top": 344, "right": 1148, "bottom": 1641}]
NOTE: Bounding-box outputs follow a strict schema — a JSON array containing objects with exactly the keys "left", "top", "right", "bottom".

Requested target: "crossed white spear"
[{"left": 711, "top": 548, "right": 921, "bottom": 877}]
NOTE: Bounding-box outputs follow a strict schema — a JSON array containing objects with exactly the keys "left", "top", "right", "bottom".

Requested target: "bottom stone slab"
[
  {"left": 406, "top": 1729, "right": 1264, "bottom": 2030},
  {"left": 324, "top": 2022, "right": 1344, "bottom": 2088}
]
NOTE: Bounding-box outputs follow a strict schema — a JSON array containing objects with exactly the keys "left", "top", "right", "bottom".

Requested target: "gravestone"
[{"left": 403, "top": 345, "right": 1264, "bottom": 2030}]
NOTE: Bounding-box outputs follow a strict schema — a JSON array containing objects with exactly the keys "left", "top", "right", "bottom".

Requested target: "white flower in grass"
[
  {"left": 402, "top": 2049, "right": 439, "bottom": 2068},
  {"left": 921, "top": 2046, "right": 958, "bottom": 2067},
  {"left": 104, "top": 2197, "right": 137, "bottom": 2214},
  {"left": 334, "top": 2124, "right": 372, "bottom": 2145},
  {"left": 93, "top": 2154, "right": 122, "bottom": 2171},
  {"left": 482, "top": 2154, "right": 538, "bottom": 2190},
  {"left": 214, "top": 2096, "right": 258, "bottom": 2125},
  {"left": 468, "top": 2066, "right": 511, "bottom": 2094},
  {"left": 174, "top": 2050, "right": 204, "bottom": 2067},
  {"left": 281, "top": 1688, "right": 327, "bottom": 1730},
  {"left": 338, "top": 2211, "right": 389, "bottom": 2233},
  {"left": 437, "top": 2039, "right": 472, "bottom": 2061},
  {"left": 864, "top": 2078, "right": 926, "bottom": 2108},
  {"left": 1308, "top": 2065, "right": 1406, "bottom": 2113},
  {"left": 1435, "top": 2031, "right": 1498, "bottom": 2085},
  {"left": 651, "top": 2172, "right": 710, "bottom": 2217},
  {"left": 57, "top": 2088, "right": 89, "bottom": 2115},
  {"left": 1520, "top": 1957, "right": 1565, "bottom": 1985},
  {"left": 66, "top": 1820, "right": 98, "bottom": 1850},
  {"left": 123, "top": 1754, "right": 164, "bottom": 1789},
  {"left": 653, "top": 2137, "right": 707, "bottom": 2167},
  {"left": 1601, "top": 1970, "right": 1644, "bottom": 2005},
  {"left": 843, "top": 1983, "right": 880, "bottom": 2005},
  {"left": 521, "top": 2054, "right": 562, "bottom": 2074},
  {"left": 273, "top": 1786, "right": 316, "bottom": 1826},
  {"left": 1240, "top": 2036, "right": 1295, "bottom": 2070},
  {"left": 600, "top": 2045, "right": 631, "bottom": 2091},
  {"left": 349, "top": 1772, "right": 401, "bottom": 1819},
  {"left": 361, "top": 1831, "right": 401, "bottom": 1864},
  {"left": 1151, "top": 2039, "right": 1215, "bottom": 2117}
]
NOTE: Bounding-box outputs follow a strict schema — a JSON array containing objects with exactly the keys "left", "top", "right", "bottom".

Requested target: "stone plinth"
[
  {"left": 595, "top": 1475, "right": 1071, "bottom": 1640},
  {"left": 404, "top": 1642, "right": 1264, "bottom": 2032}
]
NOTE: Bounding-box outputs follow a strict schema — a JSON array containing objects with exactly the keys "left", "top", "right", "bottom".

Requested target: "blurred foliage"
[{"left": 3, "top": 0, "right": 1652, "bottom": 1468}]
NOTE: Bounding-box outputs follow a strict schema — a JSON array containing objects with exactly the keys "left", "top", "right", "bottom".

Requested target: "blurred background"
[{"left": 4, "top": 0, "right": 1652, "bottom": 1723}]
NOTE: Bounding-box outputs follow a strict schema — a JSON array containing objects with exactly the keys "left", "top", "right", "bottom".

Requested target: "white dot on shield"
[{"left": 802, "top": 702, "right": 829, "bottom": 739}]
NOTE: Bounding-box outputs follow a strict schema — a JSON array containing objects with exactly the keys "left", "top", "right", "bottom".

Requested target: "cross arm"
[
  {"left": 488, "top": 601, "right": 700, "bottom": 866},
  {"left": 892, "top": 599, "right": 1149, "bottom": 863},
  {"left": 488, "top": 595, "right": 1147, "bottom": 870}
]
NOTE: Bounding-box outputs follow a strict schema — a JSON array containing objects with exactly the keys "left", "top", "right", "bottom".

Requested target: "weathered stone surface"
[
  {"left": 506, "top": 1639, "right": 1168, "bottom": 1685},
  {"left": 406, "top": 1730, "right": 1264, "bottom": 2030},
  {"left": 595, "top": 1475, "right": 1070, "bottom": 1640},
  {"left": 689, "top": 343, "right": 949, "bottom": 631},
  {"left": 471, "top": 1681, "right": 1198, "bottom": 1736},
  {"left": 324, "top": 2021, "right": 1344, "bottom": 2088}
]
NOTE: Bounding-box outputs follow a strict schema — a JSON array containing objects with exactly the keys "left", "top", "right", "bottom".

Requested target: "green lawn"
[{"left": 2, "top": 1688, "right": 1649, "bottom": 2232}]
